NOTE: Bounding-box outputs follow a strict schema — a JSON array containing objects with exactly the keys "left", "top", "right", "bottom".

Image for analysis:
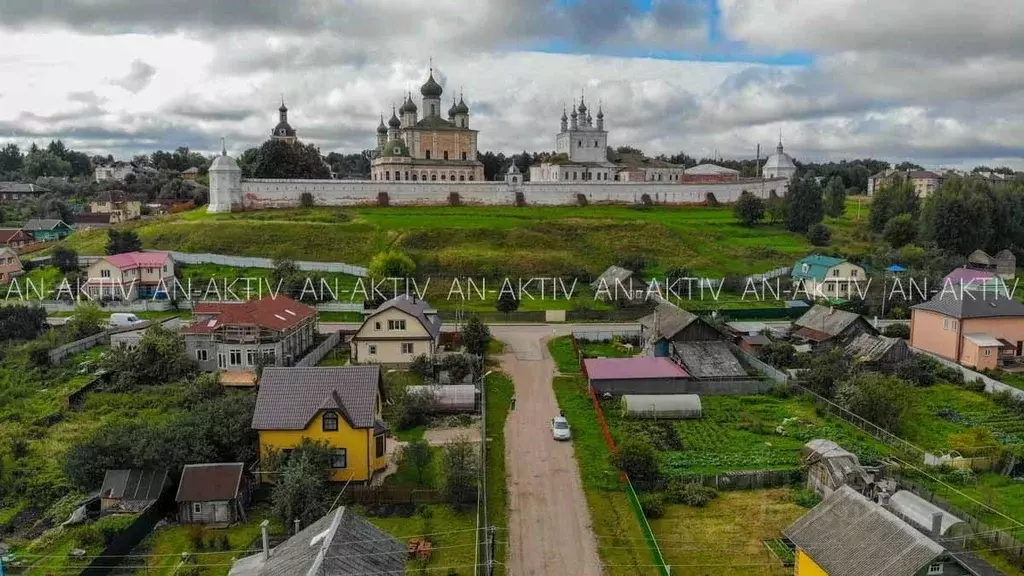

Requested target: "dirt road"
[{"left": 493, "top": 325, "right": 602, "bottom": 576}]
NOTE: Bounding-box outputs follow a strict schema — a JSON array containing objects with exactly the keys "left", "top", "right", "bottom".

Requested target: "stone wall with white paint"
[{"left": 234, "top": 177, "right": 789, "bottom": 210}]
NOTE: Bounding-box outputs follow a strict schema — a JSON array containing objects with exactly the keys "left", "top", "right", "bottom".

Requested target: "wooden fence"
[
  {"left": 295, "top": 331, "right": 342, "bottom": 367},
  {"left": 673, "top": 468, "right": 804, "bottom": 491},
  {"left": 345, "top": 485, "right": 442, "bottom": 505}
]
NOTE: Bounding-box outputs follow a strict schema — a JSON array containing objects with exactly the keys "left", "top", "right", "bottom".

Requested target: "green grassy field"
[
  {"left": 650, "top": 489, "right": 807, "bottom": 576},
  {"left": 602, "top": 393, "right": 889, "bottom": 475},
  {"left": 60, "top": 202, "right": 871, "bottom": 282}
]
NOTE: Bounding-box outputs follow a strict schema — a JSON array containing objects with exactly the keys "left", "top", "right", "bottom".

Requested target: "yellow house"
[
  {"left": 252, "top": 365, "right": 388, "bottom": 483},
  {"left": 89, "top": 190, "right": 142, "bottom": 223},
  {"left": 352, "top": 295, "right": 441, "bottom": 365}
]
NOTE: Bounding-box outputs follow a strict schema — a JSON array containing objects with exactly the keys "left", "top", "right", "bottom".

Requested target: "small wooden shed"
[
  {"left": 175, "top": 463, "right": 249, "bottom": 527},
  {"left": 99, "top": 468, "right": 170, "bottom": 515}
]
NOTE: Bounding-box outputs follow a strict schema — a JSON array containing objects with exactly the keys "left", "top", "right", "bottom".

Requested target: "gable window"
[
  {"left": 388, "top": 319, "right": 407, "bottom": 330},
  {"left": 402, "top": 342, "right": 414, "bottom": 354},
  {"left": 368, "top": 344, "right": 378, "bottom": 355},
  {"left": 984, "top": 348, "right": 992, "bottom": 357},
  {"left": 927, "top": 564, "right": 943, "bottom": 575},
  {"left": 101, "top": 269, "right": 111, "bottom": 278},
  {"left": 376, "top": 435, "right": 386, "bottom": 458},
  {"left": 323, "top": 411, "right": 339, "bottom": 432},
  {"left": 832, "top": 269, "right": 839, "bottom": 277},
  {"left": 196, "top": 349, "right": 208, "bottom": 362},
  {"left": 330, "top": 448, "right": 348, "bottom": 469},
  {"left": 374, "top": 321, "right": 382, "bottom": 330},
  {"left": 192, "top": 503, "right": 202, "bottom": 514}
]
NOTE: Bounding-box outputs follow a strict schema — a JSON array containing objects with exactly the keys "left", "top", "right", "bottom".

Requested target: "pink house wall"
[{"left": 910, "top": 310, "right": 959, "bottom": 361}]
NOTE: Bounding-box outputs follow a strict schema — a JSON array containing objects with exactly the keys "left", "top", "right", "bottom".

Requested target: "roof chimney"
[
  {"left": 931, "top": 511, "right": 943, "bottom": 536},
  {"left": 260, "top": 519, "right": 270, "bottom": 561},
  {"left": 294, "top": 517, "right": 301, "bottom": 535}
]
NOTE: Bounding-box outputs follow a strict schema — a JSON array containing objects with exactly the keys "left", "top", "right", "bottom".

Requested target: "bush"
[
  {"left": 514, "top": 191, "right": 526, "bottom": 207},
  {"left": 26, "top": 341, "right": 52, "bottom": 367},
  {"left": 377, "top": 191, "right": 389, "bottom": 206},
  {"left": 299, "top": 192, "right": 314, "bottom": 207},
  {"left": 705, "top": 192, "right": 719, "bottom": 206},
  {"left": 666, "top": 480, "right": 718, "bottom": 507},
  {"left": 806, "top": 223, "right": 831, "bottom": 246},
  {"left": 882, "top": 323, "right": 910, "bottom": 339},
  {"left": 991, "top": 389, "right": 1023, "bottom": 412},
  {"left": 638, "top": 493, "right": 666, "bottom": 519},
  {"left": 895, "top": 357, "right": 935, "bottom": 387},
  {"left": 448, "top": 192, "right": 461, "bottom": 206},
  {"left": 187, "top": 525, "right": 206, "bottom": 551},
  {"left": 947, "top": 468, "right": 977, "bottom": 486},
  {"left": 641, "top": 193, "right": 653, "bottom": 206},
  {"left": 576, "top": 193, "right": 588, "bottom": 207},
  {"left": 733, "top": 190, "right": 765, "bottom": 226},
  {"left": 791, "top": 488, "right": 820, "bottom": 509},
  {"left": 409, "top": 354, "right": 433, "bottom": 379},
  {"left": 613, "top": 438, "right": 662, "bottom": 491},
  {"left": 963, "top": 378, "right": 986, "bottom": 393}
]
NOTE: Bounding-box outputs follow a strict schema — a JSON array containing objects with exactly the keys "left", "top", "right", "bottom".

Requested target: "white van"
[{"left": 108, "top": 313, "right": 145, "bottom": 328}]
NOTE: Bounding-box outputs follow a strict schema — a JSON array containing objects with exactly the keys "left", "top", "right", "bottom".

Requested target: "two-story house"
[
  {"left": 791, "top": 255, "right": 867, "bottom": 301},
  {"left": 0, "top": 247, "right": 23, "bottom": 284},
  {"left": 84, "top": 251, "right": 175, "bottom": 300},
  {"left": 0, "top": 229, "right": 34, "bottom": 249},
  {"left": 867, "top": 169, "right": 944, "bottom": 198},
  {"left": 351, "top": 296, "right": 441, "bottom": 365},
  {"left": 252, "top": 365, "right": 388, "bottom": 483},
  {"left": 22, "top": 219, "right": 73, "bottom": 242},
  {"left": 184, "top": 295, "right": 317, "bottom": 385},
  {"left": 910, "top": 290, "right": 1024, "bottom": 370},
  {"left": 88, "top": 190, "right": 142, "bottom": 224}
]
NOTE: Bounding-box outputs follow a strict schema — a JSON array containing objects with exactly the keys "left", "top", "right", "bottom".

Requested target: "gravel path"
[{"left": 492, "top": 325, "right": 602, "bottom": 576}]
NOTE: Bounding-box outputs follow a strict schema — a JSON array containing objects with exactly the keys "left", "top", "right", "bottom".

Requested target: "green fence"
[{"left": 624, "top": 476, "right": 670, "bottom": 576}]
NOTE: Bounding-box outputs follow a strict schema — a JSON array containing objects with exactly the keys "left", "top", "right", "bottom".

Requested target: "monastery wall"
[{"left": 232, "top": 178, "right": 789, "bottom": 210}]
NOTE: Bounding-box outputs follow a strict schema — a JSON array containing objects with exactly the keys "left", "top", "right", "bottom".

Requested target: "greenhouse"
[
  {"left": 405, "top": 384, "right": 478, "bottom": 413},
  {"left": 621, "top": 394, "right": 702, "bottom": 419}
]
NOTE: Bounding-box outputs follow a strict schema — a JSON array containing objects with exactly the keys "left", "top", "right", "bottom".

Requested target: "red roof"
[
  {"left": 185, "top": 295, "right": 317, "bottom": 334},
  {"left": 583, "top": 357, "right": 690, "bottom": 380},
  {"left": 174, "top": 463, "right": 244, "bottom": 502},
  {"left": 0, "top": 229, "right": 28, "bottom": 243},
  {"left": 104, "top": 251, "right": 172, "bottom": 271}
]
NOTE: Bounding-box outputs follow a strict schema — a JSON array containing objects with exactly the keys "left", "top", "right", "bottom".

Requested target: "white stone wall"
[{"left": 234, "top": 178, "right": 789, "bottom": 209}]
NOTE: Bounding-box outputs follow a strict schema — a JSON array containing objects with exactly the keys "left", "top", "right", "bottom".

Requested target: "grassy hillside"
[{"left": 59, "top": 201, "right": 872, "bottom": 280}]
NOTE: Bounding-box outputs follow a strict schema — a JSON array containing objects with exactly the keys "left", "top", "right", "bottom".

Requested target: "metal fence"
[
  {"left": 729, "top": 343, "right": 790, "bottom": 384},
  {"left": 295, "top": 331, "right": 342, "bottom": 367},
  {"left": 624, "top": 476, "right": 670, "bottom": 576},
  {"left": 572, "top": 327, "right": 642, "bottom": 342}
]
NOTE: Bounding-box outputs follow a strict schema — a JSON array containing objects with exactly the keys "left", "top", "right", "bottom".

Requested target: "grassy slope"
[
  {"left": 485, "top": 373, "right": 513, "bottom": 574},
  {"left": 61, "top": 202, "right": 871, "bottom": 281}
]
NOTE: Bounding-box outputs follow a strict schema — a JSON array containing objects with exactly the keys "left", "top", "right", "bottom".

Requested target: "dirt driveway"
[{"left": 492, "top": 325, "right": 602, "bottom": 575}]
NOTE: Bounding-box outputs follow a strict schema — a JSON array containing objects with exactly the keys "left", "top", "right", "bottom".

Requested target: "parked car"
[
  {"left": 551, "top": 416, "right": 571, "bottom": 441},
  {"left": 108, "top": 313, "right": 144, "bottom": 327}
]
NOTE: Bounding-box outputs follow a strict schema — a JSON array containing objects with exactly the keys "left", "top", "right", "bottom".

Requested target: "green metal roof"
[{"left": 792, "top": 254, "right": 846, "bottom": 282}]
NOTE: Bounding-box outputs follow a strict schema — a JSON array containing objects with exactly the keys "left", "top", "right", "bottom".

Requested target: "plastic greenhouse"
[
  {"left": 405, "top": 384, "right": 477, "bottom": 413},
  {"left": 621, "top": 394, "right": 702, "bottom": 419}
]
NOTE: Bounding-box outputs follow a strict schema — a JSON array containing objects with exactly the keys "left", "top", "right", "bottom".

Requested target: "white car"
[{"left": 551, "top": 416, "right": 571, "bottom": 441}]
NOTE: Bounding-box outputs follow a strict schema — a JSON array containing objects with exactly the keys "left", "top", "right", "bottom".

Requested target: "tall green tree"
[
  {"left": 102, "top": 325, "right": 198, "bottom": 390},
  {"left": 868, "top": 177, "right": 918, "bottom": 233},
  {"left": 251, "top": 140, "right": 331, "bottom": 179},
  {"left": 368, "top": 250, "right": 416, "bottom": 279},
  {"left": 918, "top": 179, "right": 994, "bottom": 255},
  {"left": 835, "top": 373, "right": 913, "bottom": 433},
  {"left": 784, "top": 176, "right": 824, "bottom": 233},
  {"left": 0, "top": 143, "right": 24, "bottom": 174},
  {"left": 105, "top": 229, "right": 143, "bottom": 254},
  {"left": 21, "top": 150, "right": 71, "bottom": 179},
  {"left": 883, "top": 213, "right": 917, "bottom": 248},
  {"left": 51, "top": 245, "right": 79, "bottom": 273},
  {"left": 271, "top": 440, "right": 332, "bottom": 527},
  {"left": 461, "top": 315, "right": 491, "bottom": 358},
  {"left": 823, "top": 177, "right": 847, "bottom": 218},
  {"left": 733, "top": 190, "right": 765, "bottom": 226},
  {"left": 440, "top": 437, "right": 478, "bottom": 509}
]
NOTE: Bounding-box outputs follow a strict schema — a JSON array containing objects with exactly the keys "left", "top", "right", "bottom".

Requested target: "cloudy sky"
[{"left": 1, "top": 0, "right": 1022, "bottom": 169}]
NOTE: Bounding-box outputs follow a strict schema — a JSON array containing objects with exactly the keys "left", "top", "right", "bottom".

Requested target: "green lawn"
[
  {"left": 60, "top": 203, "right": 872, "bottom": 282},
  {"left": 141, "top": 505, "right": 285, "bottom": 576},
  {"left": 484, "top": 372, "right": 513, "bottom": 574},
  {"left": 549, "top": 336, "right": 580, "bottom": 374},
  {"left": 650, "top": 489, "right": 806, "bottom": 576},
  {"left": 900, "top": 384, "right": 1024, "bottom": 452},
  {"left": 10, "top": 514, "right": 138, "bottom": 575},
  {"left": 578, "top": 340, "right": 636, "bottom": 359},
  {"left": 362, "top": 505, "right": 478, "bottom": 576}
]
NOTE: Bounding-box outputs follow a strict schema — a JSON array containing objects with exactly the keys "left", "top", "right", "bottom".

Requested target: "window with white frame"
[
  {"left": 196, "top": 349, "right": 208, "bottom": 361},
  {"left": 388, "top": 319, "right": 407, "bottom": 330},
  {"left": 229, "top": 349, "right": 242, "bottom": 365},
  {"left": 101, "top": 269, "right": 111, "bottom": 278},
  {"left": 984, "top": 348, "right": 992, "bottom": 356},
  {"left": 193, "top": 502, "right": 202, "bottom": 514},
  {"left": 368, "top": 344, "right": 378, "bottom": 355},
  {"left": 927, "top": 563, "right": 943, "bottom": 575},
  {"left": 402, "top": 342, "right": 414, "bottom": 354},
  {"left": 246, "top": 349, "right": 257, "bottom": 366}
]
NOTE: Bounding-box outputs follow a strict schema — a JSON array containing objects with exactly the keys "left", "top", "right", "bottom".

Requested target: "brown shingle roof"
[
  {"left": 175, "top": 463, "right": 244, "bottom": 503},
  {"left": 0, "top": 229, "right": 29, "bottom": 243},
  {"left": 252, "top": 366, "right": 382, "bottom": 430}
]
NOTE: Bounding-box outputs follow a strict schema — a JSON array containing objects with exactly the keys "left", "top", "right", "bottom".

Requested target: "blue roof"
[
  {"left": 887, "top": 264, "right": 906, "bottom": 272},
  {"left": 791, "top": 255, "right": 846, "bottom": 282}
]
